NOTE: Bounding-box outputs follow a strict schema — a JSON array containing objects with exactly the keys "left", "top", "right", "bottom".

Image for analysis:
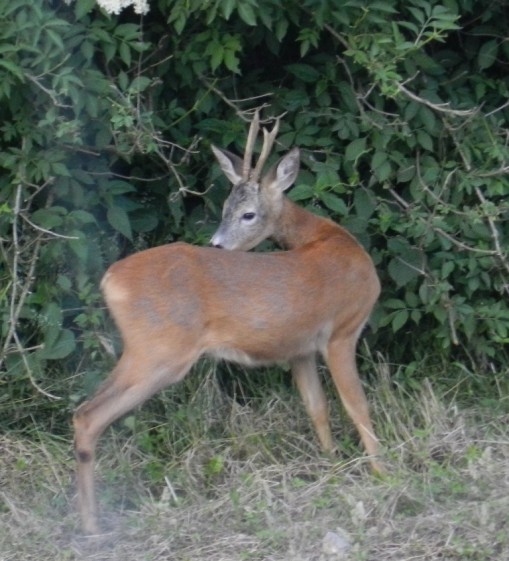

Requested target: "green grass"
[{"left": 1, "top": 362, "right": 508, "bottom": 560}]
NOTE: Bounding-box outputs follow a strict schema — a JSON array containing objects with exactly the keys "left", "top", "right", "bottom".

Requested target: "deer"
[{"left": 73, "top": 111, "right": 383, "bottom": 534}]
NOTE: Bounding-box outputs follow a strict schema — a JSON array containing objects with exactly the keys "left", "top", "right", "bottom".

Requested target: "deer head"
[{"left": 211, "top": 112, "right": 300, "bottom": 251}]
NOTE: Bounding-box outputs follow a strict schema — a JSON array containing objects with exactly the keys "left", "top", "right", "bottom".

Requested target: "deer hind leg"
[
  {"left": 73, "top": 351, "right": 194, "bottom": 534},
  {"left": 324, "top": 336, "right": 384, "bottom": 473},
  {"left": 290, "top": 354, "right": 334, "bottom": 453}
]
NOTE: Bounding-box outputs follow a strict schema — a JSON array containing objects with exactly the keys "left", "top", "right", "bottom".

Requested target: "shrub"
[{"left": 0, "top": 0, "right": 507, "bottom": 427}]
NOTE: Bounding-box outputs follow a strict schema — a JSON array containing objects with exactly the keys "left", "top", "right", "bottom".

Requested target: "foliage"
[{"left": 0, "top": 0, "right": 508, "bottom": 425}]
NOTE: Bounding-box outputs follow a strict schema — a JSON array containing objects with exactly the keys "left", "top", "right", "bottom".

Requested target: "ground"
[{"left": 1, "top": 370, "right": 508, "bottom": 561}]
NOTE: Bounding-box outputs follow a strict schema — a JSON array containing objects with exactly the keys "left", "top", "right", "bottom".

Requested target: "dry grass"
[{"left": 1, "top": 367, "right": 508, "bottom": 561}]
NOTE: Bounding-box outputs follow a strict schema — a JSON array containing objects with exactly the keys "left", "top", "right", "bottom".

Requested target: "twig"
[
  {"left": 336, "top": 56, "right": 384, "bottom": 130},
  {"left": 87, "top": 170, "right": 170, "bottom": 182},
  {"left": 475, "top": 165, "right": 509, "bottom": 178},
  {"left": 21, "top": 214, "right": 79, "bottom": 240},
  {"left": 25, "top": 74, "right": 72, "bottom": 109},
  {"left": 474, "top": 185, "right": 509, "bottom": 286},
  {"left": 485, "top": 99, "right": 509, "bottom": 118},
  {"left": 323, "top": 23, "right": 349, "bottom": 50},
  {"left": 397, "top": 82, "right": 478, "bottom": 117},
  {"left": 199, "top": 77, "right": 274, "bottom": 122},
  {"left": 415, "top": 155, "right": 470, "bottom": 218},
  {"left": 13, "top": 330, "right": 61, "bottom": 400}
]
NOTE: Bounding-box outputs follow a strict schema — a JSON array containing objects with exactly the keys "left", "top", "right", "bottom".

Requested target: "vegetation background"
[{"left": 0, "top": 0, "right": 508, "bottom": 559}]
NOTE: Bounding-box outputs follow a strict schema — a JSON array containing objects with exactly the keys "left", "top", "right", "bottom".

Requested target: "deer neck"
[{"left": 271, "top": 197, "right": 348, "bottom": 250}]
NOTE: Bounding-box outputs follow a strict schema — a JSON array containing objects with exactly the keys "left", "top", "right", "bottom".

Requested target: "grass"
[{"left": 0, "top": 362, "right": 508, "bottom": 561}]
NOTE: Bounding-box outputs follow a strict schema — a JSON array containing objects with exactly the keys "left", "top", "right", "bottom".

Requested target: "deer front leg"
[{"left": 290, "top": 354, "right": 334, "bottom": 453}]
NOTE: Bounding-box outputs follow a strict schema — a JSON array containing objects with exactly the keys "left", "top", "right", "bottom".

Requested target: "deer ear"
[
  {"left": 211, "top": 145, "right": 244, "bottom": 185},
  {"left": 264, "top": 147, "right": 300, "bottom": 193}
]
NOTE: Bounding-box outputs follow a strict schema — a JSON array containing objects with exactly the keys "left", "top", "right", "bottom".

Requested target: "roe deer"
[{"left": 73, "top": 111, "right": 382, "bottom": 534}]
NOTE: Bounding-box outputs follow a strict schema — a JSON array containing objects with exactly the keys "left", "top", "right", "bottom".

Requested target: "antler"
[
  {"left": 242, "top": 110, "right": 280, "bottom": 182},
  {"left": 251, "top": 117, "right": 280, "bottom": 181},
  {"left": 242, "top": 110, "right": 260, "bottom": 180}
]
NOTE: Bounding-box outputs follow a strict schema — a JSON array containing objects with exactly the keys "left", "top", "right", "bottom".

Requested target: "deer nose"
[{"left": 210, "top": 231, "right": 224, "bottom": 248}]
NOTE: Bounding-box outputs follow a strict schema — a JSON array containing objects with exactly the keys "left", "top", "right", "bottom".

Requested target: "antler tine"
[
  {"left": 251, "top": 117, "right": 280, "bottom": 181},
  {"left": 242, "top": 110, "right": 260, "bottom": 180}
]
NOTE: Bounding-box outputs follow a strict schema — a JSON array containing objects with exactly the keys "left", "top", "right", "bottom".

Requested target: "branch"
[
  {"left": 387, "top": 188, "right": 498, "bottom": 256},
  {"left": 1, "top": 185, "right": 41, "bottom": 368},
  {"left": 0, "top": 183, "right": 61, "bottom": 399}
]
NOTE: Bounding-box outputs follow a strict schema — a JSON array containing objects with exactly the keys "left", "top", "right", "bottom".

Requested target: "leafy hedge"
[{"left": 0, "top": 0, "right": 508, "bottom": 423}]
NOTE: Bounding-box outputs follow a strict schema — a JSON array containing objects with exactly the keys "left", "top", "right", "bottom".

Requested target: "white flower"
[
  {"left": 64, "top": 0, "right": 150, "bottom": 15},
  {"left": 97, "top": 0, "right": 149, "bottom": 15}
]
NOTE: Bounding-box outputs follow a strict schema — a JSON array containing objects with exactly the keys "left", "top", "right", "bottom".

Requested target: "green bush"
[{"left": 0, "top": 0, "right": 507, "bottom": 427}]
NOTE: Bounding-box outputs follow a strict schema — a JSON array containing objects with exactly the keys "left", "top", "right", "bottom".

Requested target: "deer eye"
[{"left": 242, "top": 212, "right": 256, "bottom": 222}]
